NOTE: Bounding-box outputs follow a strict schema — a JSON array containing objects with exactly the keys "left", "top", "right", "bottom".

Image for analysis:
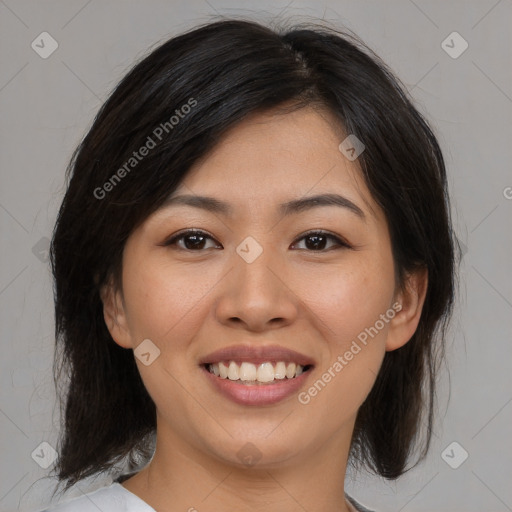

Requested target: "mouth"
[
  {"left": 199, "top": 345, "right": 315, "bottom": 405},
  {"left": 202, "top": 361, "right": 314, "bottom": 385}
]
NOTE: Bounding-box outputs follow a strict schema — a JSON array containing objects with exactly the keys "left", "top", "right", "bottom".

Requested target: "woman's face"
[{"left": 104, "top": 105, "right": 425, "bottom": 470}]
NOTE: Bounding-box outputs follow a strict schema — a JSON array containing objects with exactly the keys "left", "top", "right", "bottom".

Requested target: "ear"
[
  {"left": 100, "top": 277, "right": 132, "bottom": 349},
  {"left": 385, "top": 266, "right": 428, "bottom": 352}
]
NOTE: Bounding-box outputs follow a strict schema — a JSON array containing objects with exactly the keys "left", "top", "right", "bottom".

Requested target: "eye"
[
  {"left": 163, "top": 229, "right": 220, "bottom": 251},
  {"left": 163, "top": 229, "right": 350, "bottom": 252},
  {"left": 291, "top": 230, "right": 351, "bottom": 251}
]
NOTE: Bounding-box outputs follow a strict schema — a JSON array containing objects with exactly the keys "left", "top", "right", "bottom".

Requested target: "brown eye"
[
  {"left": 291, "top": 231, "right": 350, "bottom": 251},
  {"left": 163, "top": 229, "right": 350, "bottom": 252},
  {"left": 164, "top": 230, "right": 220, "bottom": 251}
]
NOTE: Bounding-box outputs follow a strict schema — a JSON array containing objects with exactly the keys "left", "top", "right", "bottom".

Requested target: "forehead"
[{"left": 171, "top": 106, "right": 380, "bottom": 222}]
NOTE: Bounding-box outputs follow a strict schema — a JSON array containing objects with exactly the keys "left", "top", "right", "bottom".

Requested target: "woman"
[{"left": 41, "top": 17, "right": 457, "bottom": 512}]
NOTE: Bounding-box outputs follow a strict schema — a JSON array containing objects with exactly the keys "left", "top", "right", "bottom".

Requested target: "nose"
[{"left": 214, "top": 239, "right": 299, "bottom": 332}]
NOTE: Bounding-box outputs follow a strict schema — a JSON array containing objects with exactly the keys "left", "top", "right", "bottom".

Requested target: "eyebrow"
[{"left": 163, "top": 193, "right": 366, "bottom": 221}]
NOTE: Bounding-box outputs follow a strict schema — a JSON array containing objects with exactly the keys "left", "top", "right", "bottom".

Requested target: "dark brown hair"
[{"left": 50, "top": 17, "right": 458, "bottom": 492}]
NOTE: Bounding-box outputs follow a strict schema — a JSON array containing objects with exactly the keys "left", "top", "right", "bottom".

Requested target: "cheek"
[
  {"left": 121, "top": 257, "right": 214, "bottom": 407},
  {"left": 296, "top": 253, "right": 395, "bottom": 413},
  {"left": 296, "top": 263, "right": 394, "bottom": 418},
  {"left": 121, "top": 255, "right": 222, "bottom": 348},
  {"left": 297, "top": 256, "right": 395, "bottom": 345}
]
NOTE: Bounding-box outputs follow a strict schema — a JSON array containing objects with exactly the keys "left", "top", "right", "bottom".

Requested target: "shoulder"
[
  {"left": 347, "top": 493, "right": 377, "bottom": 512},
  {"left": 37, "top": 482, "right": 155, "bottom": 512},
  {"left": 38, "top": 484, "right": 125, "bottom": 512}
]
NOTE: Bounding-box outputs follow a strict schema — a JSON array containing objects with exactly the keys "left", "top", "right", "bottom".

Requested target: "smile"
[
  {"left": 201, "top": 362, "right": 314, "bottom": 406},
  {"left": 205, "top": 361, "right": 312, "bottom": 384}
]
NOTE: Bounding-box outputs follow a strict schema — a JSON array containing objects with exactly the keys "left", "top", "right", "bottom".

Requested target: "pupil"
[
  {"left": 307, "top": 235, "right": 325, "bottom": 250},
  {"left": 184, "top": 234, "right": 326, "bottom": 250},
  {"left": 186, "top": 234, "right": 205, "bottom": 249}
]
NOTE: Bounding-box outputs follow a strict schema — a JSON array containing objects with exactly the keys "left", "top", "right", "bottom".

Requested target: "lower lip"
[{"left": 201, "top": 366, "right": 312, "bottom": 406}]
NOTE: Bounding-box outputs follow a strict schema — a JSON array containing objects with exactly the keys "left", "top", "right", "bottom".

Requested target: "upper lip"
[{"left": 199, "top": 345, "right": 316, "bottom": 367}]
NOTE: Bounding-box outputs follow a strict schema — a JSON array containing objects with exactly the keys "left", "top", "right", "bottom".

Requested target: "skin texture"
[{"left": 102, "top": 105, "right": 428, "bottom": 512}]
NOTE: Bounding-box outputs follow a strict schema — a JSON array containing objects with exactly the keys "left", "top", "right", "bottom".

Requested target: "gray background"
[{"left": 1, "top": 1, "right": 511, "bottom": 511}]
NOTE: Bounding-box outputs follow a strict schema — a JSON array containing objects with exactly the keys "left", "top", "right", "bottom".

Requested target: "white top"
[
  {"left": 39, "top": 482, "right": 368, "bottom": 512},
  {"left": 39, "top": 483, "right": 156, "bottom": 512}
]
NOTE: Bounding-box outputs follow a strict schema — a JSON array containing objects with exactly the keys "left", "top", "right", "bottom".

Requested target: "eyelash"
[{"left": 163, "top": 229, "right": 351, "bottom": 252}]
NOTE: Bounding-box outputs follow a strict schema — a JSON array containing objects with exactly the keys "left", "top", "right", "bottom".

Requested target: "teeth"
[
  {"left": 257, "top": 362, "right": 274, "bottom": 383},
  {"left": 285, "top": 363, "right": 296, "bottom": 379},
  {"left": 208, "top": 361, "right": 306, "bottom": 382},
  {"left": 274, "top": 361, "right": 287, "bottom": 379},
  {"left": 239, "top": 362, "right": 257, "bottom": 381},
  {"left": 219, "top": 362, "right": 229, "bottom": 379}
]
